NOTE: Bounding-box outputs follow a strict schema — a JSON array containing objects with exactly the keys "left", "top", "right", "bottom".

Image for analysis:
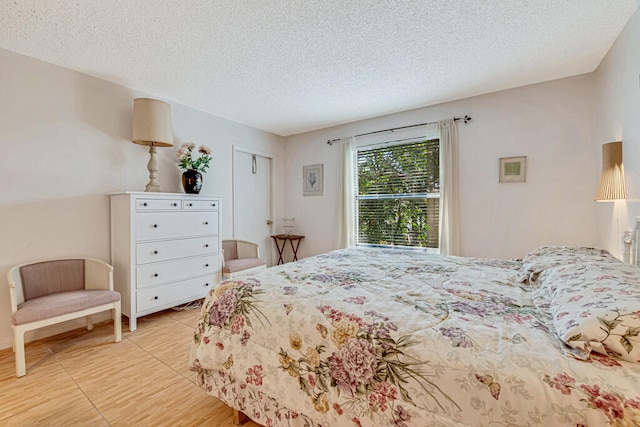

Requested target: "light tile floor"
[{"left": 0, "top": 308, "right": 261, "bottom": 426}]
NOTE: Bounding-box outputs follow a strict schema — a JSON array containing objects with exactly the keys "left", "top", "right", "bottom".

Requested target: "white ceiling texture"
[{"left": 1, "top": 1, "right": 638, "bottom": 136}]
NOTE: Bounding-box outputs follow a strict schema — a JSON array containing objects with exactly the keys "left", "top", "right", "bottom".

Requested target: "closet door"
[{"left": 233, "top": 147, "right": 273, "bottom": 265}]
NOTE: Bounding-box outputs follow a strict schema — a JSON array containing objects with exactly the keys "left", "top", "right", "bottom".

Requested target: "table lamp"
[{"left": 132, "top": 98, "right": 174, "bottom": 192}]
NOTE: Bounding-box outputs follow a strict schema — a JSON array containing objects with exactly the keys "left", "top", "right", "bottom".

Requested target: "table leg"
[
  {"left": 273, "top": 238, "right": 286, "bottom": 265},
  {"left": 289, "top": 238, "right": 302, "bottom": 261}
]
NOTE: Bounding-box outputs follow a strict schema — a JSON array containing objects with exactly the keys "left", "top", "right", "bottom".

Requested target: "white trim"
[{"left": 234, "top": 146, "right": 274, "bottom": 158}]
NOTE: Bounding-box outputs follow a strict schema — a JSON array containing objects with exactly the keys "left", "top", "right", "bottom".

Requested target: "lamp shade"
[
  {"left": 594, "top": 141, "right": 626, "bottom": 201},
  {"left": 132, "top": 98, "right": 174, "bottom": 147}
]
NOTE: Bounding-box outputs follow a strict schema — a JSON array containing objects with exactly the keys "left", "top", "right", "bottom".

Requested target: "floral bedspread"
[{"left": 190, "top": 247, "right": 640, "bottom": 426}]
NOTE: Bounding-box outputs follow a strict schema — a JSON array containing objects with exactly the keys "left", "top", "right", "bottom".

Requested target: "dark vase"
[{"left": 182, "top": 169, "right": 203, "bottom": 194}]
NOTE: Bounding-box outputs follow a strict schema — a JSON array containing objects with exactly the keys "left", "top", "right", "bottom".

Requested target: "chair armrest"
[
  {"left": 236, "top": 240, "right": 260, "bottom": 259},
  {"left": 84, "top": 258, "right": 114, "bottom": 291},
  {"left": 6, "top": 266, "right": 21, "bottom": 313}
]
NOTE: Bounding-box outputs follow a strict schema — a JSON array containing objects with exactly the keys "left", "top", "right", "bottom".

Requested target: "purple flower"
[
  {"left": 364, "top": 310, "right": 389, "bottom": 321},
  {"left": 393, "top": 405, "right": 412, "bottom": 426},
  {"left": 450, "top": 300, "right": 506, "bottom": 317},
  {"left": 343, "top": 296, "right": 366, "bottom": 304},
  {"left": 241, "top": 330, "right": 250, "bottom": 346},
  {"left": 283, "top": 286, "right": 297, "bottom": 295},
  {"left": 363, "top": 322, "right": 394, "bottom": 340},
  {"left": 328, "top": 338, "right": 377, "bottom": 394},
  {"left": 209, "top": 289, "right": 238, "bottom": 328},
  {"left": 440, "top": 327, "right": 473, "bottom": 348}
]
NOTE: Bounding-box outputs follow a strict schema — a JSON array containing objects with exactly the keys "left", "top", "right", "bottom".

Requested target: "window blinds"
[{"left": 356, "top": 139, "right": 439, "bottom": 248}]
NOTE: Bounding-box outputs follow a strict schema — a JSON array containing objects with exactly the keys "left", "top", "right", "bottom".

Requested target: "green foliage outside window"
[{"left": 356, "top": 139, "right": 439, "bottom": 248}]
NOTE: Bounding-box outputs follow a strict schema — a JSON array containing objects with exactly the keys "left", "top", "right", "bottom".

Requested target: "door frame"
[{"left": 232, "top": 145, "right": 276, "bottom": 264}]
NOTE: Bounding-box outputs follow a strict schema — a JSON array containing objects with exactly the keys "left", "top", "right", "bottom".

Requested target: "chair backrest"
[
  {"left": 19, "top": 259, "right": 85, "bottom": 301},
  {"left": 222, "top": 240, "right": 238, "bottom": 262}
]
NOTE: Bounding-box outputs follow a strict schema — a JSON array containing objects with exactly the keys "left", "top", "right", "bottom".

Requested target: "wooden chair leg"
[
  {"left": 14, "top": 327, "right": 26, "bottom": 377},
  {"left": 113, "top": 304, "right": 122, "bottom": 343},
  {"left": 86, "top": 315, "right": 94, "bottom": 330}
]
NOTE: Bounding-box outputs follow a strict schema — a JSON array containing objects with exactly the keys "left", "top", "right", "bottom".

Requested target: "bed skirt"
[{"left": 196, "top": 368, "right": 322, "bottom": 427}]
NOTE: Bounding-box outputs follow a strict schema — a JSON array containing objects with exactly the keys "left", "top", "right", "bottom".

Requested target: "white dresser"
[{"left": 110, "top": 192, "right": 221, "bottom": 331}]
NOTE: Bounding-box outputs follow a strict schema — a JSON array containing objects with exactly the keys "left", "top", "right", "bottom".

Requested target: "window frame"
[{"left": 354, "top": 136, "right": 440, "bottom": 253}]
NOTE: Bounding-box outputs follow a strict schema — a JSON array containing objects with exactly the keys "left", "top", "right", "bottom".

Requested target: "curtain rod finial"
[{"left": 454, "top": 115, "right": 472, "bottom": 123}]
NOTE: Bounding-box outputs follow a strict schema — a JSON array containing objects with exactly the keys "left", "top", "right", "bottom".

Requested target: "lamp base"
[{"left": 144, "top": 146, "right": 162, "bottom": 192}]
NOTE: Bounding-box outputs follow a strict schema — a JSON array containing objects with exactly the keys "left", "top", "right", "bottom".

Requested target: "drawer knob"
[
  {"left": 154, "top": 296, "right": 159, "bottom": 300},
  {"left": 154, "top": 273, "right": 159, "bottom": 277},
  {"left": 143, "top": 202, "right": 148, "bottom": 207},
  {"left": 188, "top": 203, "right": 193, "bottom": 207},
  {"left": 204, "top": 244, "right": 209, "bottom": 248},
  {"left": 211, "top": 203, "right": 216, "bottom": 207},
  {"left": 172, "top": 203, "right": 178, "bottom": 207},
  {"left": 153, "top": 224, "right": 158, "bottom": 228},
  {"left": 205, "top": 264, "right": 209, "bottom": 267},
  {"left": 153, "top": 250, "right": 158, "bottom": 255},
  {"left": 204, "top": 221, "right": 209, "bottom": 225},
  {"left": 205, "top": 283, "right": 210, "bottom": 287}
]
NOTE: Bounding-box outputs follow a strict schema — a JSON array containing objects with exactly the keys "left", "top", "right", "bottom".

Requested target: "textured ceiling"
[{"left": 1, "top": 1, "right": 638, "bottom": 136}]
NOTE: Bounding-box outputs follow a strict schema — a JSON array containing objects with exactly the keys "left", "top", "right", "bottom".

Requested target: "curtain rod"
[{"left": 325, "top": 115, "right": 471, "bottom": 145}]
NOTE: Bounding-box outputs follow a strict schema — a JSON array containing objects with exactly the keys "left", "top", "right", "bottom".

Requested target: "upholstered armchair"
[
  {"left": 7, "top": 257, "right": 122, "bottom": 377},
  {"left": 221, "top": 240, "right": 267, "bottom": 279}
]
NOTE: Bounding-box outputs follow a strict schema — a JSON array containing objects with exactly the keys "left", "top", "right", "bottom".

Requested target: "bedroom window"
[{"left": 355, "top": 137, "right": 439, "bottom": 250}]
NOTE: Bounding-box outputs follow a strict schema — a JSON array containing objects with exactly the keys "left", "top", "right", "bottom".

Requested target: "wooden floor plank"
[
  {"left": 110, "top": 378, "right": 232, "bottom": 427},
  {"left": 1, "top": 387, "right": 108, "bottom": 427},
  {"left": 0, "top": 355, "right": 77, "bottom": 420},
  {"left": 0, "top": 309, "right": 262, "bottom": 427}
]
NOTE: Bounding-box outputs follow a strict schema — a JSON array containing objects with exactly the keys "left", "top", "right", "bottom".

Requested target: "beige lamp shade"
[
  {"left": 132, "top": 98, "right": 174, "bottom": 147},
  {"left": 131, "top": 98, "right": 174, "bottom": 192},
  {"left": 594, "top": 141, "right": 626, "bottom": 201}
]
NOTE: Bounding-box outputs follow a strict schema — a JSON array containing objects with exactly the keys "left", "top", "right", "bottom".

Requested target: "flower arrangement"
[{"left": 176, "top": 142, "right": 212, "bottom": 173}]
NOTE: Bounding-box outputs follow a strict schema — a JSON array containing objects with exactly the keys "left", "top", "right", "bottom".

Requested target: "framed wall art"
[
  {"left": 499, "top": 156, "right": 526, "bottom": 183},
  {"left": 303, "top": 164, "right": 324, "bottom": 196}
]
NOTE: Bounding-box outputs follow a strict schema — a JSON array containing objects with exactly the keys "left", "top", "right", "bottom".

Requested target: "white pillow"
[
  {"left": 522, "top": 246, "right": 621, "bottom": 284},
  {"left": 535, "top": 262, "right": 640, "bottom": 363}
]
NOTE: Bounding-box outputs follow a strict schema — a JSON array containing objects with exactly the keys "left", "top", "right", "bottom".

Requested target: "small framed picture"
[
  {"left": 303, "top": 164, "right": 324, "bottom": 196},
  {"left": 499, "top": 156, "right": 526, "bottom": 183}
]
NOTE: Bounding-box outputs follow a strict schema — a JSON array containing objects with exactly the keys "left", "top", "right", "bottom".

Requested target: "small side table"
[{"left": 271, "top": 234, "right": 305, "bottom": 265}]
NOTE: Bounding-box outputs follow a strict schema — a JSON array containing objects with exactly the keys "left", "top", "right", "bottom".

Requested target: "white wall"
[
  {"left": 594, "top": 6, "right": 640, "bottom": 259},
  {"left": 0, "top": 49, "right": 285, "bottom": 349},
  {"left": 284, "top": 75, "right": 597, "bottom": 260}
]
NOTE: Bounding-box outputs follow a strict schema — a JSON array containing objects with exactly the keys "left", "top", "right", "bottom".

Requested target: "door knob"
[{"left": 266, "top": 220, "right": 273, "bottom": 225}]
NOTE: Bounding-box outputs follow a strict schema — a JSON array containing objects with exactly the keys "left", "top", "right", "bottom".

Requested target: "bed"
[{"left": 190, "top": 245, "right": 640, "bottom": 426}]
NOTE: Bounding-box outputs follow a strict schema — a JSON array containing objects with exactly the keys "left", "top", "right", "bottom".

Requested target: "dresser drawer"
[
  {"left": 135, "top": 211, "right": 219, "bottom": 241},
  {"left": 135, "top": 198, "right": 182, "bottom": 211},
  {"left": 136, "top": 236, "right": 218, "bottom": 265},
  {"left": 136, "top": 276, "right": 214, "bottom": 313},
  {"left": 183, "top": 199, "right": 219, "bottom": 210},
  {"left": 136, "top": 255, "right": 220, "bottom": 289}
]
